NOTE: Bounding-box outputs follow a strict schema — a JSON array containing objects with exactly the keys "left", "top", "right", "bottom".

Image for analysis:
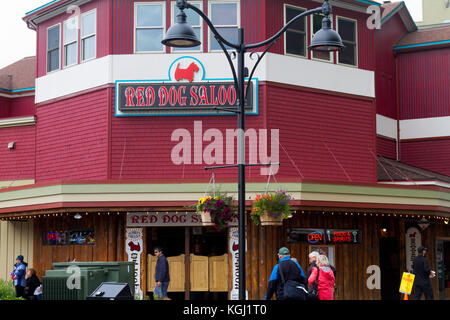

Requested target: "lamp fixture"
[{"left": 74, "top": 213, "right": 82, "bottom": 220}]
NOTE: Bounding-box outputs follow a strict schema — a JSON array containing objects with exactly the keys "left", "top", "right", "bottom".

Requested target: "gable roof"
[
  {"left": 0, "top": 57, "right": 36, "bottom": 93},
  {"left": 380, "top": 1, "right": 417, "bottom": 32}
]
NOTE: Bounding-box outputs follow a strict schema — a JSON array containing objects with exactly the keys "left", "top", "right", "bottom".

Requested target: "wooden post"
[{"left": 185, "top": 227, "right": 190, "bottom": 300}]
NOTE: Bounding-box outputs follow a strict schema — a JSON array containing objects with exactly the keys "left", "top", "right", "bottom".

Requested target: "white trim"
[
  {"left": 0, "top": 116, "right": 36, "bottom": 128},
  {"left": 283, "top": 4, "right": 307, "bottom": 59},
  {"left": 310, "top": 14, "right": 334, "bottom": 63},
  {"left": 400, "top": 116, "right": 450, "bottom": 140},
  {"left": 46, "top": 23, "right": 61, "bottom": 74},
  {"left": 379, "top": 181, "right": 450, "bottom": 189},
  {"left": 336, "top": 15, "right": 358, "bottom": 68},
  {"left": 35, "top": 52, "right": 375, "bottom": 104},
  {"left": 376, "top": 114, "right": 397, "bottom": 140},
  {"left": 133, "top": 2, "right": 166, "bottom": 54},
  {"left": 80, "top": 9, "right": 97, "bottom": 62},
  {"left": 170, "top": 1, "right": 203, "bottom": 53},
  {"left": 208, "top": 0, "right": 240, "bottom": 53}
]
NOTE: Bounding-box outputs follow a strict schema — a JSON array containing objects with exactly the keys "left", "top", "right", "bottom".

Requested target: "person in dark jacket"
[
  {"left": 412, "top": 246, "right": 434, "bottom": 300},
  {"left": 24, "top": 268, "right": 41, "bottom": 300},
  {"left": 154, "top": 247, "right": 170, "bottom": 299},
  {"left": 265, "top": 247, "right": 307, "bottom": 300},
  {"left": 11, "top": 255, "right": 28, "bottom": 298}
]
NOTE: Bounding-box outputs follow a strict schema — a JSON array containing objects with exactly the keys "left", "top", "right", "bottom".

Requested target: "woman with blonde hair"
[{"left": 308, "top": 254, "right": 335, "bottom": 300}]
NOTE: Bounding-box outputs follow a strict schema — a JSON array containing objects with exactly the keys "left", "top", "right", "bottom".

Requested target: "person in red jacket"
[{"left": 308, "top": 254, "right": 335, "bottom": 300}]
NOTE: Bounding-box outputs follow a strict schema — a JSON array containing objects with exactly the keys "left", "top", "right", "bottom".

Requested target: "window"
[
  {"left": 311, "top": 14, "right": 333, "bottom": 62},
  {"left": 135, "top": 3, "right": 165, "bottom": 52},
  {"left": 81, "top": 10, "right": 96, "bottom": 61},
  {"left": 172, "top": 1, "right": 202, "bottom": 52},
  {"left": 209, "top": 1, "right": 239, "bottom": 51},
  {"left": 284, "top": 5, "right": 307, "bottom": 57},
  {"left": 337, "top": 17, "right": 357, "bottom": 66},
  {"left": 47, "top": 24, "right": 60, "bottom": 73},
  {"left": 63, "top": 17, "right": 78, "bottom": 67}
]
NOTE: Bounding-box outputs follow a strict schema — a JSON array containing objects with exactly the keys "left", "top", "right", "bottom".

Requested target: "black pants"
[
  {"left": 15, "top": 285, "right": 25, "bottom": 298},
  {"left": 413, "top": 284, "right": 434, "bottom": 300}
]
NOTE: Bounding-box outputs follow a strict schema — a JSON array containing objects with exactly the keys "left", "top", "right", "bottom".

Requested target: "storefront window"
[
  {"left": 337, "top": 17, "right": 357, "bottom": 66},
  {"left": 63, "top": 17, "right": 78, "bottom": 67},
  {"left": 47, "top": 24, "right": 60, "bottom": 72},
  {"left": 284, "top": 5, "right": 306, "bottom": 57},
  {"left": 172, "top": 2, "right": 202, "bottom": 52},
  {"left": 209, "top": 1, "right": 239, "bottom": 51},
  {"left": 311, "top": 14, "right": 332, "bottom": 62},
  {"left": 81, "top": 10, "right": 97, "bottom": 61},
  {"left": 135, "top": 3, "right": 165, "bottom": 52}
]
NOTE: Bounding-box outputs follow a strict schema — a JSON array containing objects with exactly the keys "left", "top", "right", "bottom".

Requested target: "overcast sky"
[{"left": 0, "top": 0, "right": 424, "bottom": 69}]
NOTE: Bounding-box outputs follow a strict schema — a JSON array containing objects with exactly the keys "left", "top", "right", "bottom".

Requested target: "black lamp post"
[{"left": 162, "top": 0, "right": 343, "bottom": 301}]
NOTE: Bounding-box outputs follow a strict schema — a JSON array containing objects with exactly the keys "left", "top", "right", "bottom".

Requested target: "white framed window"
[
  {"left": 47, "top": 24, "right": 61, "bottom": 73},
  {"left": 81, "top": 10, "right": 97, "bottom": 61},
  {"left": 310, "top": 14, "right": 334, "bottom": 63},
  {"left": 208, "top": 1, "right": 240, "bottom": 52},
  {"left": 134, "top": 2, "right": 165, "bottom": 53},
  {"left": 284, "top": 4, "right": 307, "bottom": 58},
  {"left": 337, "top": 16, "right": 358, "bottom": 67},
  {"left": 171, "top": 1, "right": 202, "bottom": 52},
  {"left": 63, "top": 17, "right": 78, "bottom": 67}
]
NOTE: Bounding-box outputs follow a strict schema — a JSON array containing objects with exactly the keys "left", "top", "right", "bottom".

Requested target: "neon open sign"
[{"left": 288, "top": 228, "right": 361, "bottom": 244}]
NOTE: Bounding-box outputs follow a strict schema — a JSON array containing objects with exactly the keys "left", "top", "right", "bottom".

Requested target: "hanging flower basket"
[
  {"left": 196, "top": 193, "right": 236, "bottom": 230},
  {"left": 251, "top": 190, "right": 292, "bottom": 226}
]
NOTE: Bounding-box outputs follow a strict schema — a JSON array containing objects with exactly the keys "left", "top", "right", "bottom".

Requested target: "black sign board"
[
  {"left": 288, "top": 228, "right": 361, "bottom": 244},
  {"left": 118, "top": 81, "right": 253, "bottom": 112}
]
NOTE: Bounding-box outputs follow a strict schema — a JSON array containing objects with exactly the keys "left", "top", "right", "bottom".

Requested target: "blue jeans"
[{"left": 154, "top": 281, "right": 169, "bottom": 299}]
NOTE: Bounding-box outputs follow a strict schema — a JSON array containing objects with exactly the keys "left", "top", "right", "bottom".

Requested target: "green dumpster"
[{"left": 42, "top": 262, "right": 134, "bottom": 300}]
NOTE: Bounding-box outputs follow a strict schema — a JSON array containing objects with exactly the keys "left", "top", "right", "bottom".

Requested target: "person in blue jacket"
[
  {"left": 154, "top": 247, "right": 170, "bottom": 299},
  {"left": 11, "top": 255, "right": 28, "bottom": 298},
  {"left": 265, "top": 247, "right": 307, "bottom": 300}
]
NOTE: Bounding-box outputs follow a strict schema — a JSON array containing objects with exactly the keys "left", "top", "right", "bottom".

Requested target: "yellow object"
[{"left": 399, "top": 272, "right": 415, "bottom": 295}]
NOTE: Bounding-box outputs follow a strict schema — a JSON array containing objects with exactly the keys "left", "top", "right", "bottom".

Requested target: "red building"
[{"left": 0, "top": 0, "right": 448, "bottom": 300}]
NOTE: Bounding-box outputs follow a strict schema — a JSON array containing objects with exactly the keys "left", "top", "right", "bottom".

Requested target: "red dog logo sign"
[{"left": 174, "top": 62, "right": 199, "bottom": 82}]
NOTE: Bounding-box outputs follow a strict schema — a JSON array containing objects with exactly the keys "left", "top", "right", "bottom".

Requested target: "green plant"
[
  {"left": 197, "top": 193, "right": 236, "bottom": 230},
  {"left": 0, "top": 279, "right": 25, "bottom": 300},
  {"left": 250, "top": 190, "right": 292, "bottom": 225}
]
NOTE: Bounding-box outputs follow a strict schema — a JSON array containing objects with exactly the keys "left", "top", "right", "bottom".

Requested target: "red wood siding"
[
  {"left": 36, "top": 0, "right": 110, "bottom": 78},
  {"left": 266, "top": 83, "right": 377, "bottom": 182},
  {"left": 35, "top": 89, "right": 109, "bottom": 182},
  {"left": 0, "top": 96, "right": 11, "bottom": 118},
  {"left": 400, "top": 138, "right": 450, "bottom": 176},
  {"left": 0, "top": 125, "right": 35, "bottom": 181},
  {"left": 111, "top": 0, "right": 374, "bottom": 71},
  {"left": 9, "top": 96, "right": 35, "bottom": 118},
  {"left": 377, "top": 136, "right": 396, "bottom": 160},
  {"left": 374, "top": 15, "right": 408, "bottom": 119},
  {"left": 265, "top": 0, "right": 375, "bottom": 70},
  {"left": 109, "top": 87, "right": 266, "bottom": 181},
  {"left": 397, "top": 48, "right": 450, "bottom": 120}
]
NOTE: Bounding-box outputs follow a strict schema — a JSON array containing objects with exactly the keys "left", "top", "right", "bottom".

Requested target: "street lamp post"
[{"left": 162, "top": 0, "right": 344, "bottom": 301}]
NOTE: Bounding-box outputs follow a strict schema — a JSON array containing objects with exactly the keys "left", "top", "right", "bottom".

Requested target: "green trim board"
[{"left": 0, "top": 181, "right": 448, "bottom": 209}]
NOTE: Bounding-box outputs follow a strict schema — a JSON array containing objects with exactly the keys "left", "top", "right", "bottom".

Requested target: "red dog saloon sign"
[{"left": 115, "top": 57, "right": 257, "bottom": 116}]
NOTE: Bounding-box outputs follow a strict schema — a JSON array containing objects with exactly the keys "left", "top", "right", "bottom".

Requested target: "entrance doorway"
[
  {"left": 437, "top": 240, "right": 450, "bottom": 300},
  {"left": 146, "top": 226, "right": 228, "bottom": 300},
  {"left": 379, "top": 237, "right": 401, "bottom": 300}
]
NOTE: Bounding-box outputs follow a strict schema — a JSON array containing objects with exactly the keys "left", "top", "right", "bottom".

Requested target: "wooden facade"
[
  {"left": 26, "top": 209, "right": 450, "bottom": 300},
  {"left": 32, "top": 214, "right": 126, "bottom": 279}
]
